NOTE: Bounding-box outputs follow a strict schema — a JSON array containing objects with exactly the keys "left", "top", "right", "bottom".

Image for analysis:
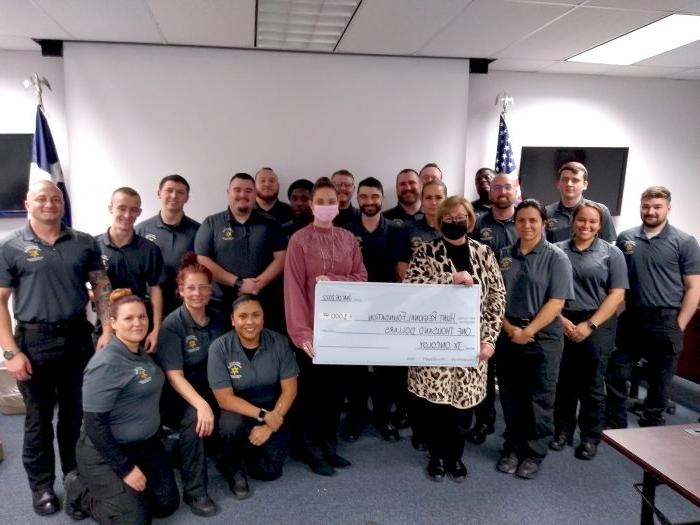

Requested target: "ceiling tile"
[
  {"left": 420, "top": 0, "right": 572, "bottom": 57},
  {"left": 498, "top": 6, "right": 664, "bottom": 60},
  {"left": 679, "top": 1, "right": 700, "bottom": 14},
  {"left": 0, "top": 0, "right": 71, "bottom": 39},
  {"left": 337, "top": 0, "right": 470, "bottom": 55},
  {"left": 539, "top": 61, "right": 619, "bottom": 74},
  {"left": 585, "top": 0, "right": 692, "bottom": 11},
  {"left": 489, "top": 58, "right": 555, "bottom": 71},
  {"left": 669, "top": 67, "right": 700, "bottom": 79},
  {"left": 147, "top": 0, "right": 255, "bottom": 47},
  {"left": 604, "top": 64, "right": 687, "bottom": 77},
  {"left": 33, "top": 0, "right": 164, "bottom": 43},
  {"left": 0, "top": 35, "right": 41, "bottom": 51},
  {"left": 635, "top": 40, "right": 700, "bottom": 68}
]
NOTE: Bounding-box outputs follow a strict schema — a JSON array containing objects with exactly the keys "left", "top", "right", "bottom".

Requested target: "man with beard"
[
  {"left": 467, "top": 173, "right": 518, "bottom": 445},
  {"left": 195, "top": 173, "right": 287, "bottom": 323},
  {"left": 384, "top": 169, "right": 424, "bottom": 224},
  {"left": 136, "top": 175, "right": 200, "bottom": 316},
  {"left": 418, "top": 163, "right": 442, "bottom": 185},
  {"left": 340, "top": 177, "right": 404, "bottom": 442},
  {"left": 471, "top": 168, "right": 496, "bottom": 215},
  {"left": 545, "top": 162, "right": 616, "bottom": 243},
  {"left": 282, "top": 179, "right": 314, "bottom": 238},
  {"left": 331, "top": 169, "right": 360, "bottom": 227},
  {"left": 606, "top": 186, "right": 700, "bottom": 428},
  {"left": 254, "top": 167, "right": 293, "bottom": 224}
]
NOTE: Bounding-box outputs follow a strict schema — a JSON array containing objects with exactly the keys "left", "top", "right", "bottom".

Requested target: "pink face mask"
[{"left": 312, "top": 205, "right": 339, "bottom": 224}]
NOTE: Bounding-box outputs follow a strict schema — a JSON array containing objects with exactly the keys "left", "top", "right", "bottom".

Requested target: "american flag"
[{"left": 494, "top": 113, "right": 521, "bottom": 201}]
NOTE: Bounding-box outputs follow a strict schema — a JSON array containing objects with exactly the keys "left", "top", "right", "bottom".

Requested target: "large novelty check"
[{"left": 313, "top": 281, "right": 480, "bottom": 367}]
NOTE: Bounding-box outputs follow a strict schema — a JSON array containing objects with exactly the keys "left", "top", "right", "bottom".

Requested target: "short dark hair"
[
  {"left": 158, "top": 174, "right": 190, "bottom": 193},
  {"left": 515, "top": 198, "right": 547, "bottom": 222},
  {"left": 357, "top": 177, "right": 383, "bottom": 195},
  {"left": 558, "top": 161, "right": 588, "bottom": 182},
  {"left": 312, "top": 176, "right": 337, "bottom": 197},
  {"left": 331, "top": 169, "right": 354, "bottom": 181},
  {"left": 475, "top": 167, "right": 496, "bottom": 180},
  {"left": 111, "top": 186, "right": 140, "bottom": 202},
  {"left": 229, "top": 172, "right": 255, "bottom": 185},
  {"left": 572, "top": 200, "right": 605, "bottom": 228},
  {"left": 641, "top": 185, "right": 671, "bottom": 202},
  {"left": 287, "top": 179, "right": 314, "bottom": 200},
  {"left": 395, "top": 168, "right": 418, "bottom": 183},
  {"left": 232, "top": 293, "right": 262, "bottom": 313}
]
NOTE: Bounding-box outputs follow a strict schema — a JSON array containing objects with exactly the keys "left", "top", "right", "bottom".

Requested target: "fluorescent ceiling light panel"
[
  {"left": 568, "top": 14, "right": 700, "bottom": 65},
  {"left": 257, "top": 0, "right": 360, "bottom": 51}
]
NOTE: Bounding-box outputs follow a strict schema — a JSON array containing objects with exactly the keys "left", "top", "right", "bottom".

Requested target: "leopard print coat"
[{"left": 404, "top": 237, "right": 506, "bottom": 409}]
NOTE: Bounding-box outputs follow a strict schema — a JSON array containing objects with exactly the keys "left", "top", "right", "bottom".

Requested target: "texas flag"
[{"left": 29, "top": 105, "right": 72, "bottom": 226}]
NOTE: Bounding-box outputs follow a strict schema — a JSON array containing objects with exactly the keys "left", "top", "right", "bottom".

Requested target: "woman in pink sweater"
[{"left": 284, "top": 177, "right": 367, "bottom": 476}]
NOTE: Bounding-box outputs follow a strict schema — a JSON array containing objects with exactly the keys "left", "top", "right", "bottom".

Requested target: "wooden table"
[{"left": 603, "top": 425, "right": 700, "bottom": 525}]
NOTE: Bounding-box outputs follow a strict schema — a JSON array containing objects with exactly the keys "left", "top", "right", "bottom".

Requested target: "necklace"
[{"left": 312, "top": 225, "right": 336, "bottom": 275}]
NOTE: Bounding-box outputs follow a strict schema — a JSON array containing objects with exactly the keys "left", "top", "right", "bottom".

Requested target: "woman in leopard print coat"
[{"left": 403, "top": 196, "right": 505, "bottom": 482}]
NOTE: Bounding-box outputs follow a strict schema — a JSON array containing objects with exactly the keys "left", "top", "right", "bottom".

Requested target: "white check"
[{"left": 313, "top": 281, "right": 480, "bottom": 367}]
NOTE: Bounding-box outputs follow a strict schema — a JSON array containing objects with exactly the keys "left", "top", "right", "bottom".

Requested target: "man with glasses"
[{"left": 331, "top": 169, "right": 360, "bottom": 227}]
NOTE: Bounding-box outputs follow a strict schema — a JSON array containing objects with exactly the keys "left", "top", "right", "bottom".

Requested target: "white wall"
[
  {"left": 465, "top": 71, "right": 700, "bottom": 238},
  {"left": 63, "top": 43, "right": 470, "bottom": 232},
  {"left": 0, "top": 50, "right": 68, "bottom": 240}
]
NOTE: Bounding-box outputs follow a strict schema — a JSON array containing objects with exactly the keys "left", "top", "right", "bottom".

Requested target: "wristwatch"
[
  {"left": 586, "top": 320, "right": 598, "bottom": 331},
  {"left": 256, "top": 408, "right": 267, "bottom": 423},
  {"left": 3, "top": 348, "right": 19, "bottom": 360}
]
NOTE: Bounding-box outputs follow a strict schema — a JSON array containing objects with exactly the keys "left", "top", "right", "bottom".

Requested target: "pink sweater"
[{"left": 284, "top": 224, "right": 367, "bottom": 348}]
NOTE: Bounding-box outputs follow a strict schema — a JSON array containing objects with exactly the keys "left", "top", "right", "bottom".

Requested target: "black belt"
[
  {"left": 628, "top": 307, "right": 680, "bottom": 315},
  {"left": 506, "top": 315, "right": 533, "bottom": 328},
  {"left": 16, "top": 318, "right": 88, "bottom": 333}
]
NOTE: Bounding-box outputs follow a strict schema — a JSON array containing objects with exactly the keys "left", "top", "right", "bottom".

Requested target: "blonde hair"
[{"left": 437, "top": 196, "right": 477, "bottom": 232}]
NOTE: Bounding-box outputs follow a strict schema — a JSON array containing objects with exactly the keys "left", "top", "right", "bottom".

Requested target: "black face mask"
[{"left": 441, "top": 220, "right": 469, "bottom": 240}]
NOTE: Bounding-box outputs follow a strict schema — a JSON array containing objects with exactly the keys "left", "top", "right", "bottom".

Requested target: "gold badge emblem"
[
  {"left": 222, "top": 227, "right": 234, "bottom": 240},
  {"left": 623, "top": 240, "right": 635, "bottom": 254},
  {"left": 185, "top": 335, "right": 200, "bottom": 353},
  {"left": 134, "top": 366, "right": 152, "bottom": 384},
  {"left": 228, "top": 361, "right": 242, "bottom": 379},
  {"left": 480, "top": 228, "right": 492, "bottom": 241},
  {"left": 24, "top": 245, "right": 43, "bottom": 262},
  {"left": 545, "top": 218, "right": 558, "bottom": 230},
  {"left": 499, "top": 257, "right": 512, "bottom": 271}
]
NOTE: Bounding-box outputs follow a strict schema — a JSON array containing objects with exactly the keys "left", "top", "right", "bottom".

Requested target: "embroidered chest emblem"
[
  {"left": 100, "top": 254, "right": 110, "bottom": 270},
  {"left": 24, "top": 245, "right": 44, "bottom": 262},
  {"left": 499, "top": 257, "right": 512, "bottom": 271},
  {"left": 622, "top": 240, "right": 635, "bottom": 254},
  {"left": 479, "top": 228, "right": 493, "bottom": 241},
  {"left": 545, "top": 218, "right": 558, "bottom": 230},
  {"left": 185, "top": 335, "right": 200, "bottom": 353},
  {"left": 145, "top": 233, "right": 157, "bottom": 243},
  {"left": 222, "top": 227, "right": 234, "bottom": 240},
  {"left": 228, "top": 361, "right": 242, "bottom": 379},
  {"left": 134, "top": 366, "right": 152, "bottom": 384}
]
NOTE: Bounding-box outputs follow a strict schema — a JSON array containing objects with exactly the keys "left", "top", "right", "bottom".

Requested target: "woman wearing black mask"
[{"left": 403, "top": 196, "right": 506, "bottom": 482}]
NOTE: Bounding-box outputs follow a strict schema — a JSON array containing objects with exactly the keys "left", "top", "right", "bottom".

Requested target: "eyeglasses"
[
  {"left": 442, "top": 215, "right": 468, "bottom": 224},
  {"left": 491, "top": 184, "right": 514, "bottom": 192},
  {"left": 183, "top": 284, "right": 212, "bottom": 293}
]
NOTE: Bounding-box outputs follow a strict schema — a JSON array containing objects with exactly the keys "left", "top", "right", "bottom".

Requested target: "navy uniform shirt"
[
  {"left": 157, "top": 305, "right": 228, "bottom": 394},
  {"left": 333, "top": 205, "right": 361, "bottom": 228},
  {"left": 617, "top": 223, "right": 700, "bottom": 309},
  {"left": 383, "top": 205, "right": 424, "bottom": 224},
  {"left": 194, "top": 209, "right": 288, "bottom": 302},
  {"left": 208, "top": 328, "right": 299, "bottom": 406},
  {"left": 471, "top": 197, "right": 491, "bottom": 216},
  {"left": 0, "top": 225, "right": 102, "bottom": 322},
  {"left": 282, "top": 216, "right": 312, "bottom": 238},
  {"left": 556, "top": 237, "right": 629, "bottom": 312},
  {"left": 498, "top": 237, "right": 575, "bottom": 319},
  {"left": 398, "top": 217, "right": 440, "bottom": 263},
  {"left": 342, "top": 215, "right": 403, "bottom": 283},
  {"left": 135, "top": 213, "right": 200, "bottom": 314},
  {"left": 255, "top": 200, "right": 294, "bottom": 225},
  {"left": 471, "top": 211, "right": 518, "bottom": 254},
  {"left": 82, "top": 336, "right": 164, "bottom": 444},
  {"left": 545, "top": 199, "right": 616, "bottom": 243}
]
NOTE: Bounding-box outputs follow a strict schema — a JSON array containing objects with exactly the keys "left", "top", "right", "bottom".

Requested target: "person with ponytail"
[
  {"left": 156, "top": 252, "right": 228, "bottom": 517},
  {"left": 284, "top": 176, "right": 368, "bottom": 476},
  {"left": 64, "top": 289, "right": 179, "bottom": 524}
]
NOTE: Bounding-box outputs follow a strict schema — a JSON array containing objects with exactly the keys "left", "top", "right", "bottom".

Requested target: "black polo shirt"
[
  {"left": 82, "top": 336, "right": 164, "bottom": 444},
  {"left": 498, "top": 237, "right": 574, "bottom": 319},
  {"left": 471, "top": 211, "right": 518, "bottom": 254},
  {"left": 556, "top": 237, "right": 629, "bottom": 312},
  {"left": 398, "top": 217, "right": 441, "bottom": 263},
  {"left": 194, "top": 209, "right": 287, "bottom": 302},
  {"left": 208, "top": 328, "right": 299, "bottom": 406},
  {"left": 617, "top": 223, "right": 700, "bottom": 309},
  {"left": 383, "top": 205, "right": 425, "bottom": 225},
  {"left": 255, "top": 200, "right": 293, "bottom": 225},
  {"left": 0, "top": 225, "right": 102, "bottom": 322},
  {"left": 95, "top": 230, "right": 166, "bottom": 300},
  {"left": 282, "top": 216, "right": 312, "bottom": 238},
  {"left": 333, "top": 205, "right": 361, "bottom": 228},
  {"left": 342, "top": 216, "right": 403, "bottom": 283},
  {"left": 471, "top": 197, "right": 491, "bottom": 216},
  {"left": 157, "top": 305, "right": 228, "bottom": 394},
  {"left": 545, "top": 199, "right": 616, "bottom": 243}
]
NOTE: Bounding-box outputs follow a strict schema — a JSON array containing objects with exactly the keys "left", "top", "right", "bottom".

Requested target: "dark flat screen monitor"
[
  {"left": 518, "top": 147, "right": 628, "bottom": 216},
  {"left": 0, "top": 134, "right": 32, "bottom": 217}
]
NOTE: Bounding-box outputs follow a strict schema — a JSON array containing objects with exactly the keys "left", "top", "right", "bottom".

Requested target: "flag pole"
[{"left": 23, "top": 73, "right": 52, "bottom": 111}]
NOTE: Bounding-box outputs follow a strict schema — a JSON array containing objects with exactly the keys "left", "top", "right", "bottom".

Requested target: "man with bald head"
[
  {"left": 254, "top": 167, "right": 293, "bottom": 224},
  {"left": 0, "top": 181, "right": 112, "bottom": 516}
]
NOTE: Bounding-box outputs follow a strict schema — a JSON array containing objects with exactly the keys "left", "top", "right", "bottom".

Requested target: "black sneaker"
[
  {"left": 515, "top": 458, "right": 540, "bottom": 480},
  {"left": 63, "top": 470, "right": 89, "bottom": 520},
  {"left": 496, "top": 452, "right": 519, "bottom": 474},
  {"left": 228, "top": 471, "right": 251, "bottom": 500},
  {"left": 32, "top": 488, "right": 60, "bottom": 516},
  {"left": 575, "top": 442, "right": 598, "bottom": 460},
  {"left": 549, "top": 432, "right": 571, "bottom": 451},
  {"left": 183, "top": 493, "right": 218, "bottom": 517}
]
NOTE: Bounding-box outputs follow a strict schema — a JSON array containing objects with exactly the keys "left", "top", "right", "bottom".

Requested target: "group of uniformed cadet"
[{"left": 1, "top": 161, "right": 699, "bottom": 521}]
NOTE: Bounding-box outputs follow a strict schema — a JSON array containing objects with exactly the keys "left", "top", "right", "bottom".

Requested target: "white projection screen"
[{"left": 62, "top": 43, "right": 470, "bottom": 232}]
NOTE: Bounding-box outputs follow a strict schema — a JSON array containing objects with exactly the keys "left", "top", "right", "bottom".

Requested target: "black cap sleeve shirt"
[
  {"left": 0, "top": 225, "right": 102, "bottom": 322},
  {"left": 207, "top": 329, "right": 299, "bottom": 406},
  {"left": 498, "top": 237, "right": 575, "bottom": 319},
  {"left": 156, "top": 305, "right": 228, "bottom": 393},
  {"left": 471, "top": 211, "right": 518, "bottom": 254},
  {"left": 95, "top": 231, "right": 166, "bottom": 299},
  {"left": 194, "top": 210, "right": 288, "bottom": 302},
  {"left": 342, "top": 216, "right": 403, "bottom": 283},
  {"left": 556, "top": 237, "right": 629, "bottom": 312},
  {"left": 82, "top": 337, "right": 164, "bottom": 444},
  {"left": 398, "top": 218, "right": 441, "bottom": 263},
  {"left": 617, "top": 224, "right": 700, "bottom": 309},
  {"left": 545, "top": 199, "right": 617, "bottom": 243}
]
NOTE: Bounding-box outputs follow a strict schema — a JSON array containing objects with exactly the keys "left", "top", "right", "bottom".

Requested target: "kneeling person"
[{"left": 207, "top": 295, "right": 298, "bottom": 498}]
